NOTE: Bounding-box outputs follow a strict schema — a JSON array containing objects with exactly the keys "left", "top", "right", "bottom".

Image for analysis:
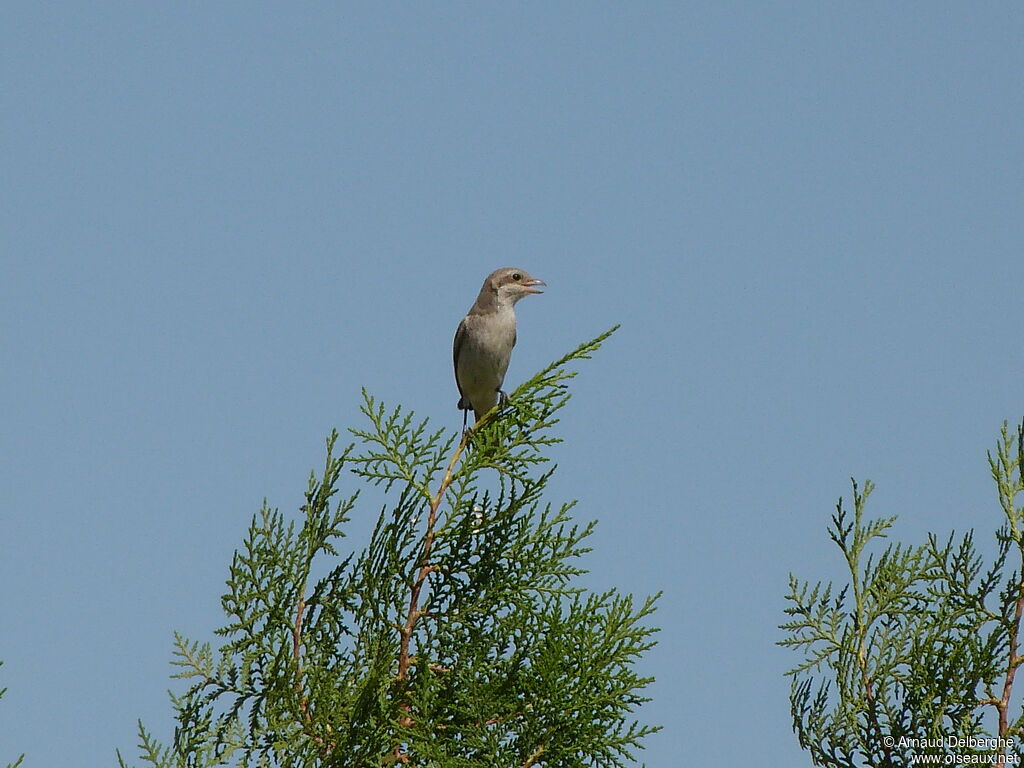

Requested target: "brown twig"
[
  {"left": 397, "top": 433, "right": 469, "bottom": 679},
  {"left": 483, "top": 709, "right": 525, "bottom": 727},
  {"left": 520, "top": 744, "right": 545, "bottom": 768},
  {"left": 293, "top": 595, "right": 308, "bottom": 711},
  {"left": 998, "top": 433, "right": 1024, "bottom": 738},
  {"left": 291, "top": 591, "right": 332, "bottom": 752},
  {"left": 980, "top": 429, "right": 1024, "bottom": 741},
  {"left": 391, "top": 428, "right": 473, "bottom": 758},
  {"left": 997, "top": 561, "right": 1024, "bottom": 736},
  {"left": 857, "top": 632, "right": 893, "bottom": 766}
]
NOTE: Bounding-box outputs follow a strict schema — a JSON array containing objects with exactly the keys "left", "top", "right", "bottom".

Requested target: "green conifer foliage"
[
  {"left": 119, "top": 328, "right": 660, "bottom": 768},
  {"left": 781, "top": 422, "right": 1024, "bottom": 767}
]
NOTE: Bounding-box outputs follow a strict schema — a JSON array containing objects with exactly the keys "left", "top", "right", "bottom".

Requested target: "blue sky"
[{"left": 2, "top": 3, "right": 1022, "bottom": 765}]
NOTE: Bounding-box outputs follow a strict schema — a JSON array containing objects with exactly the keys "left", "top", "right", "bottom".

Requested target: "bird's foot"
[{"left": 497, "top": 390, "right": 509, "bottom": 406}]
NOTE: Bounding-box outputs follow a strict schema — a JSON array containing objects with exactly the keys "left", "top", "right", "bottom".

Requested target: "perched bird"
[{"left": 453, "top": 267, "right": 545, "bottom": 426}]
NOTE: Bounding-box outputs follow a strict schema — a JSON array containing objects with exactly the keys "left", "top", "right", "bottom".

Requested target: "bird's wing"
[{"left": 453, "top": 317, "right": 468, "bottom": 403}]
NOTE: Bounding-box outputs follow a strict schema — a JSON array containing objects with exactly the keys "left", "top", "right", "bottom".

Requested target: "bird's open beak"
[{"left": 525, "top": 278, "right": 546, "bottom": 295}]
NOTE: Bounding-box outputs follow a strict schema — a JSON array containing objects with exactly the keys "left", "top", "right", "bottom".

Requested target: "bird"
[{"left": 453, "top": 267, "right": 545, "bottom": 428}]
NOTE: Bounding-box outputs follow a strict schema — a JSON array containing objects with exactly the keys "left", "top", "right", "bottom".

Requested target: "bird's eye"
[{"left": 512, "top": 272, "right": 522, "bottom": 281}]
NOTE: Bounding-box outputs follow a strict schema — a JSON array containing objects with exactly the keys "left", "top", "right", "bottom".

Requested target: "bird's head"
[{"left": 487, "top": 267, "right": 545, "bottom": 304}]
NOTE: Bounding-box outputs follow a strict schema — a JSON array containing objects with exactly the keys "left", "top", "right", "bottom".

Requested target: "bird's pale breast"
[{"left": 456, "top": 309, "right": 516, "bottom": 414}]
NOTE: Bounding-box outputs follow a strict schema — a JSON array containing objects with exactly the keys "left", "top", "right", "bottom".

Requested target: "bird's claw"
[{"left": 497, "top": 390, "right": 509, "bottom": 406}]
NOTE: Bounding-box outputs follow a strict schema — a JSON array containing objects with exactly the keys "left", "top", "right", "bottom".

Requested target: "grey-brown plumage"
[{"left": 453, "top": 267, "right": 545, "bottom": 424}]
